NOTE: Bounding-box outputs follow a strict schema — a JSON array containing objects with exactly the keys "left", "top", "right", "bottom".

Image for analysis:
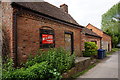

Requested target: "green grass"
[
  {"left": 71, "top": 63, "right": 97, "bottom": 78},
  {"left": 111, "top": 48, "right": 120, "bottom": 52},
  {"left": 106, "top": 48, "right": 120, "bottom": 56},
  {"left": 106, "top": 52, "right": 112, "bottom": 56}
]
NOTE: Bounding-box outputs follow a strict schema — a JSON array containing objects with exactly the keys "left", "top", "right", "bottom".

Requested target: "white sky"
[{"left": 44, "top": 0, "right": 119, "bottom": 29}]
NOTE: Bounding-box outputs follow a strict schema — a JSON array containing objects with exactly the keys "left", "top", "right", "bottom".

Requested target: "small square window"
[{"left": 40, "top": 29, "right": 55, "bottom": 48}]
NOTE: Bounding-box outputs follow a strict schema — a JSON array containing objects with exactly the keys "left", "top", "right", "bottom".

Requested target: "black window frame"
[
  {"left": 40, "top": 29, "right": 55, "bottom": 48},
  {"left": 64, "top": 31, "right": 74, "bottom": 54}
]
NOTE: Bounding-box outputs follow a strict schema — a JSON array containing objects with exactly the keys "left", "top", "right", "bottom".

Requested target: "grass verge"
[
  {"left": 106, "top": 52, "right": 112, "bottom": 56},
  {"left": 106, "top": 48, "right": 120, "bottom": 56},
  {"left": 111, "top": 48, "right": 120, "bottom": 52}
]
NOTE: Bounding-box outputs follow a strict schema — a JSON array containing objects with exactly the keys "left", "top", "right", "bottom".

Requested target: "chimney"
[{"left": 60, "top": 4, "right": 68, "bottom": 13}]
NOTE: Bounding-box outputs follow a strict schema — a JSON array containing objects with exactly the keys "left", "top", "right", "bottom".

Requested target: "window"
[
  {"left": 40, "top": 27, "right": 55, "bottom": 48},
  {"left": 91, "top": 41, "right": 97, "bottom": 44},
  {"left": 64, "top": 32, "right": 74, "bottom": 54}
]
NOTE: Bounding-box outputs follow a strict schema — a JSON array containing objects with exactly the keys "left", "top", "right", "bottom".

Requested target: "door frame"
[
  {"left": 64, "top": 32, "right": 74, "bottom": 54},
  {"left": 108, "top": 43, "right": 110, "bottom": 51}
]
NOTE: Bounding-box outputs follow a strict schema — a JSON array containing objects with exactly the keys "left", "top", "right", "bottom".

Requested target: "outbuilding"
[
  {"left": 86, "top": 23, "right": 112, "bottom": 51},
  {"left": 2, "top": 2, "right": 84, "bottom": 65},
  {"left": 81, "top": 27, "right": 102, "bottom": 51}
]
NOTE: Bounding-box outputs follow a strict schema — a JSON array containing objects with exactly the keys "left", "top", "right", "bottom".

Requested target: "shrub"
[
  {"left": 3, "top": 48, "right": 74, "bottom": 80},
  {"left": 25, "top": 48, "right": 75, "bottom": 73},
  {"left": 2, "top": 58, "right": 14, "bottom": 72},
  {"left": 26, "top": 62, "right": 49, "bottom": 79},
  {"left": 3, "top": 61, "right": 61, "bottom": 80},
  {"left": 2, "top": 58, "right": 15, "bottom": 80},
  {"left": 83, "top": 42, "right": 98, "bottom": 57},
  {"left": 8, "top": 68, "right": 37, "bottom": 80}
]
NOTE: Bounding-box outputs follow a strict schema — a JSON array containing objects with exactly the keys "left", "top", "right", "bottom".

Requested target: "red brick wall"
[
  {"left": 86, "top": 24, "right": 112, "bottom": 51},
  {"left": 81, "top": 33, "right": 101, "bottom": 51},
  {"left": 2, "top": 2, "right": 14, "bottom": 58},
  {"left": 102, "top": 33, "right": 112, "bottom": 51},
  {"left": 16, "top": 9, "right": 82, "bottom": 63},
  {"left": 86, "top": 24, "right": 103, "bottom": 37}
]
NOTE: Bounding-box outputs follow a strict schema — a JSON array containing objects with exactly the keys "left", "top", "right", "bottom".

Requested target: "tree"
[{"left": 101, "top": 2, "right": 120, "bottom": 48}]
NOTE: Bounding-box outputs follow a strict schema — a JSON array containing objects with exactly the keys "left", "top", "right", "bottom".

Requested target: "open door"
[{"left": 65, "top": 32, "right": 74, "bottom": 54}]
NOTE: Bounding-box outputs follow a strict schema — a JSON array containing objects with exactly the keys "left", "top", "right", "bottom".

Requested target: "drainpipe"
[
  {"left": 13, "top": 12, "right": 18, "bottom": 67},
  {"left": 100, "top": 37, "right": 102, "bottom": 49},
  {"left": 12, "top": 7, "right": 22, "bottom": 67}
]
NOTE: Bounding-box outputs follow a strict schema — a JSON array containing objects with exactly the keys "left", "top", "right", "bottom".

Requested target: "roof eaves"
[
  {"left": 85, "top": 33, "right": 102, "bottom": 38},
  {"left": 87, "top": 23, "right": 103, "bottom": 32},
  {"left": 11, "top": 2, "right": 84, "bottom": 28}
]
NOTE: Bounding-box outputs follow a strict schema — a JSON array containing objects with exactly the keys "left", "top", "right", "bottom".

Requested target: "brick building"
[
  {"left": 81, "top": 27, "right": 102, "bottom": 51},
  {"left": 86, "top": 23, "right": 112, "bottom": 51},
  {"left": 1, "top": 2, "right": 84, "bottom": 65}
]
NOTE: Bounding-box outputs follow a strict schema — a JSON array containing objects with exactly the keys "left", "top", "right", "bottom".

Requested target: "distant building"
[
  {"left": 81, "top": 27, "right": 102, "bottom": 51},
  {"left": 86, "top": 23, "right": 112, "bottom": 51}
]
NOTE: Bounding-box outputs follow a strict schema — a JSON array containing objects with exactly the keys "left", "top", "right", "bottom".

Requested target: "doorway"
[
  {"left": 108, "top": 44, "right": 110, "bottom": 51},
  {"left": 64, "top": 32, "right": 74, "bottom": 54}
]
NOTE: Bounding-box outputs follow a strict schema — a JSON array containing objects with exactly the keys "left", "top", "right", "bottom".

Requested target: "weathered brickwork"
[
  {"left": 86, "top": 24, "right": 103, "bottom": 37},
  {"left": 81, "top": 32, "right": 101, "bottom": 51},
  {"left": 1, "top": 2, "right": 84, "bottom": 65},
  {"left": 86, "top": 24, "right": 112, "bottom": 51},
  {"left": 2, "top": 2, "right": 14, "bottom": 58},
  {"left": 16, "top": 9, "right": 82, "bottom": 63},
  {"left": 102, "top": 33, "right": 112, "bottom": 51}
]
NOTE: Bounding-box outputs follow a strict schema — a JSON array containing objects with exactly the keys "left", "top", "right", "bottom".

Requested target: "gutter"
[{"left": 85, "top": 33, "right": 102, "bottom": 38}]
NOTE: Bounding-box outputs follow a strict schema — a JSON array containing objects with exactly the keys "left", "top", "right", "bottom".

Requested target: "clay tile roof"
[
  {"left": 83, "top": 28, "right": 101, "bottom": 38},
  {"left": 12, "top": 2, "right": 80, "bottom": 26}
]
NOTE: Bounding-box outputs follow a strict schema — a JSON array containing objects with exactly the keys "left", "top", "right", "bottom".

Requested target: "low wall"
[{"left": 62, "top": 57, "right": 97, "bottom": 78}]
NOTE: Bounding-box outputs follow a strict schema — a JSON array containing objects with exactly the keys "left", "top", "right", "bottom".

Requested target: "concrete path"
[{"left": 76, "top": 51, "right": 119, "bottom": 79}]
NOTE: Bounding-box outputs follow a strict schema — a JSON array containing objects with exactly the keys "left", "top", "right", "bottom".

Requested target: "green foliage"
[
  {"left": 111, "top": 48, "right": 120, "bottom": 52},
  {"left": 112, "top": 35, "right": 119, "bottom": 47},
  {"left": 3, "top": 48, "right": 75, "bottom": 80},
  {"left": 2, "top": 58, "right": 15, "bottom": 80},
  {"left": 106, "top": 48, "right": 119, "bottom": 56},
  {"left": 3, "top": 68, "right": 37, "bottom": 80},
  {"left": 101, "top": 2, "right": 120, "bottom": 47},
  {"left": 106, "top": 52, "right": 112, "bottom": 56},
  {"left": 2, "top": 58, "right": 14, "bottom": 72},
  {"left": 25, "top": 48, "right": 75, "bottom": 73},
  {"left": 83, "top": 42, "right": 98, "bottom": 57},
  {"left": 3, "top": 60, "right": 61, "bottom": 80}
]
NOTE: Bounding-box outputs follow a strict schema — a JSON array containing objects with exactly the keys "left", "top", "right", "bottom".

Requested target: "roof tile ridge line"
[
  {"left": 13, "top": 2, "right": 83, "bottom": 27},
  {"left": 86, "top": 23, "right": 103, "bottom": 32},
  {"left": 85, "top": 33, "right": 102, "bottom": 38},
  {"left": 87, "top": 23, "right": 111, "bottom": 36},
  {"left": 84, "top": 27, "right": 101, "bottom": 37},
  {"left": 12, "top": 2, "right": 84, "bottom": 28},
  {"left": 44, "top": 1, "right": 71, "bottom": 15},
  {"left": 44, "top": 1, "right": 60, "bottom": 9},
  {"left": 44, "top": 1, "right": 79, "bottom": 25}
]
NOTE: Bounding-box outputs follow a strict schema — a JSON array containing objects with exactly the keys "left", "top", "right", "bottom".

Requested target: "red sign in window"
[{"left": 42, "top": 34, "right": 53, "bottom": 44}]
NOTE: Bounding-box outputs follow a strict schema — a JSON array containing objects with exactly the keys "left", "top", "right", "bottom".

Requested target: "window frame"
[
  {"left": 64, "top": 31, "right": 74, "bottom": 54},
  {"left": 40, "top": 28, "right": 55, "bottom": 49}
]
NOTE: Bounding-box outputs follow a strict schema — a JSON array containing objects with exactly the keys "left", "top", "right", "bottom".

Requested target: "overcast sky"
[{"left": 44, "top": 0, "right": 119, "bottom": 29}]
